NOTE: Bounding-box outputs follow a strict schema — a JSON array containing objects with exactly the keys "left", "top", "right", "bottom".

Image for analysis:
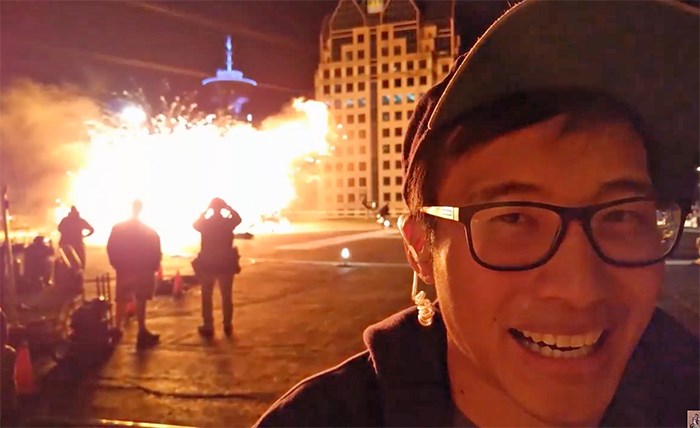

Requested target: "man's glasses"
[{"left": 421, "top": 196, "right": 687, "bottom": 271}]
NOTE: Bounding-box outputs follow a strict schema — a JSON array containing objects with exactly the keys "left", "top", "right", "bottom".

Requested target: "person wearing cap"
[
  {"left": 192, "top": 197, "right": 242, "bottom": 337},
  {"left": 255, "top": 1, "right": 699, "bottom": 427}
]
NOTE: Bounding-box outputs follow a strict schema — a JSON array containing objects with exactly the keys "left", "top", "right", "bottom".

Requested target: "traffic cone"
[
  {"left": 172, "top": 270, "right": 183, "bottom": 298},
  {"left": 14, "top": 341, "right": 37, "bottom": 396}
]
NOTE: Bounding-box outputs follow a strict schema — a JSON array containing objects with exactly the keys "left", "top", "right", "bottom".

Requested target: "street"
[{"left": 26, "top": 220, "right": 699, "bottom": 427}]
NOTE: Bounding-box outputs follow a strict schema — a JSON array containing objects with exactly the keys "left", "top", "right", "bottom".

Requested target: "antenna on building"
[{"left": 202, "top": 35, "right": 257, "bottom": 87}]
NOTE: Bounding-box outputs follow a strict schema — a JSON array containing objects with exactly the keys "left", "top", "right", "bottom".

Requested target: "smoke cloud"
[{"left": 0, "top": 80, "right": 101, "bottom": 227}]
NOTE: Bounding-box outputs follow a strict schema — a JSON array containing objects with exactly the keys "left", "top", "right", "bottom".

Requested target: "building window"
[
  {"left": 334, "top": 84, "right": 342, "bottom": 93},
  {"left": 382, "top": 129, "right": 390, "bottom": 138},
  {"left": 334, "top": 99, "right": 342, "bottom": 109},
  {"left": 348, "top": 163, "right": 355, "bottom": 171},
  {"left": 382, "top": 64, "right": 389, "bottom": 73},
  {"left": 345, "top": 51, "right": 353, "bottom": 61},
  {"left": 358, "top": 97, "right": 367, "bottom": 107},
  {"left": 348, "top": 130, "right": 355, "bottom": 139},
  {"left": 358, "top": 66, "right": 365, "bottom": 74},
  {"left": 394, "top": 111, "right": 402, "bottom": 121},
  {"left": 382, "top": 160, "right": 390, "bottom": 169},
  {"left": 382, "top": 80, "right": 389, "bottom": 89},
  {"left": 394, "top": 62, "right": 401, "bottom": 72},
  {"left": 395, "top": 176, "right": 402, "bottom": 185},
  {"left": 334, "top": 68, "right": 342, "bottom": 78},
  {"left": 394, "top": 143, "right": 402, "bottom": 153},
  {"left": 347, "top": 146, "right": 354, "bottom": 155},
  {"left": 348, "top": 178, "right": 355, "bottom": 187},
  {"left": 359, "top": 145, "right": 367, "bottom": 154},
  {"left": 346, "top": 83, "right": 353, "bottom": 92},
  {"left": 394, "top": 46, "right": 401, "bottom": 56},
  {"left": 394, "top": 78, "right": 402, "bottom": 88},
  {"left": 347, "top": 115, "right": 355, "bottom": 124},
  {"left": 381, "top": 31, "right": 389, "bottom": 40},
  {"left": 358, "top": 50, "right": 365, "bottom": 60},
  {"left": 337, "top": 194, "right": 344, "bottom": 203},
  {"left": 383, "top": 176, "right": 391, "bottom": 185},
  {"left": 323, "top": 85, "right": 330, "bottom": 95},
  {"left": 371, "top": 65, "right": 377, "bottom": 75},
  {"left": 359, "top": 162, "right": 367, "bottom": 171},
  {"left": 419, "top": 76, "right": 427, "bottom": 85},
  {"left": 419, "top": 59, "right": 427, "bottom": 69},
  {"left": 323, "top": 70, "right": 330, "bottom": 79},
  {"left": 395, "top": 192, "right": 402, "bottom": 202},
  {"left": 359, "top": 129, "right": 367, "bottom": 139},
  {"left": 382, "top": 144, "right": 390, "bottom": 153},
  {"left": 357, "top": 34, "right": 365, "bottom": 43},
  {"left": 336, "top": 178, "right": 343, "bottom": 187},
  {"left": 394, "top": 95, "right": 402, "bottom": 105},
  {"left": 336, "top": 162, "right": 343, "bottom": 171},
  {"left": 346, "top": 99, "right": 354, "bottom": 108},
  {"left": 382, "top": 95, "right": 390, "bottom": 105},
  {"left": 381, "top": 47, "right": 389, "bottom": 57},
  {"left": 442, "top": 64, "right": 450, "bottom": 74},
  {"left": 358, "top": 114, "right": 366, "bottom": 123},
  {"left": 359, "top": 177, "right": 367, "bottom": 186},
  {"left": 382, "top": 112, "right": 390, "bottom": 121},
  {"left": 358, "top": 82, "right": 366, "bottom": 91},
  {"left": 383, "top": 193, "right": 391, "bottom": 202},
  {"left": 407, "top": 109, "right": 414, "bottom": 117},
  {"left": 394, "top": 128, "right": 402, "bottom": 137},
  {"left": 407, "top": 61, "right": 414, "bottom": 71},
  {"left": 348, "top": 194, "right": 356, "bottom": 203},
  {"left": 407, "top": 93, "right": 416, "bottom": 103},
  {"left": 346, "top": 67, "right": 353, "bottom": 77},
  {"left": 407, "top": 77, "right": 415, "bottom": 86}
]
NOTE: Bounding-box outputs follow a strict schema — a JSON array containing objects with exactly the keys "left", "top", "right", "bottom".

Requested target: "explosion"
[{"left": 59, "top": 97, "right": 330, "bottom": 254}]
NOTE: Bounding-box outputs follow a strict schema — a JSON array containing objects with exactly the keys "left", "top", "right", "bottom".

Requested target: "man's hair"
[{"left": 405, "top": 89, "right": 696, "bottom": 238}]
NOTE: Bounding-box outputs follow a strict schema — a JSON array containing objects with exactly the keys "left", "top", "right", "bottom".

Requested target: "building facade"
[{"left": 314, "top": 0, "right": 459, "bottom": 216}]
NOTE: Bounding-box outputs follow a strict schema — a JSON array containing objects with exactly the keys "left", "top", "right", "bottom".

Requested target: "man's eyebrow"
[
  {"left": 593, "top": 178, "right": 655, "bottom": 199},
  {"left": 466, "top": 181, "right": 546, "bottom": 203}
]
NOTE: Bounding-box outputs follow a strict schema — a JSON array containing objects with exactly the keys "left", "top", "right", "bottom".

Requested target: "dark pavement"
[{"left": 23, "top": 221, "right": 699, "bottom": 427}]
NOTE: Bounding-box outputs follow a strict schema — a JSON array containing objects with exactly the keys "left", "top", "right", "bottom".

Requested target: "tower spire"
[{"left": 225, "top": 35, "right": 233, "bottom": 72}]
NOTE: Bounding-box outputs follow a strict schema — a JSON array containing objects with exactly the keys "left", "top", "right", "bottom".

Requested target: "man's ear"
[{"left": 398, "top": 214, "right": 434, "bottom": 284}]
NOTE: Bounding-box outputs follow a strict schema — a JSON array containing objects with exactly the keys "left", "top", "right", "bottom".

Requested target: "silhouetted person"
[
  {"left": 58, "top": 206, "right": 94, "bottom": 269},
  {"left": 193, "top": 198, "right": 242, "bottom": 337},
  {"left": 22, "top": 236, "right": 53, "bottom": 292},
  {"left": 107, "top": 200, "right": 161, "bottom": 349}
]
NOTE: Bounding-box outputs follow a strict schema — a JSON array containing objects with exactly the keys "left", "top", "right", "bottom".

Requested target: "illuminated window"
[
  {"left": 382, "top": 95, "right": 390, "bottom": 105},
  {"left": 407, "top": 93, "right": 416, "bottom": 103},
  {"left": 346, "top": 99, "right": 354, "bottom": 108},
  {"left": 394, "top": 95, "right": 402, "bottom": 105}
]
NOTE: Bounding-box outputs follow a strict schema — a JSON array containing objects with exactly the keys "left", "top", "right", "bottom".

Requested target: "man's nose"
[{"left": 533, "top": 221, "right": 612, "bottom": 307}]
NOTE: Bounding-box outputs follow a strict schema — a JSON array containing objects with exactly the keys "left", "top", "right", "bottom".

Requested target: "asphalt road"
[{"left": 23, "top": 221, "right": 699, "bottom": 427}]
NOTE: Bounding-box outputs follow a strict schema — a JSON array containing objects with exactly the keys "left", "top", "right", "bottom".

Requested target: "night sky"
[{"left": 1, "top": 1, "right": 511, "bottom": 117}]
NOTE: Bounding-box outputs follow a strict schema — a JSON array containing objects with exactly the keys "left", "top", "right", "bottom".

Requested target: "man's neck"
[{"left": 447, "top": 339, "right": 549, "bottom": 428}]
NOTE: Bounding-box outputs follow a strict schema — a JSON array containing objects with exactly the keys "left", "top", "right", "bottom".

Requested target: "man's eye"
[
  {"left": 493, "top": 213, "right": 524, "bottom": 224},
  {"left": 602, "top": 210, "right": 640, "bottom": 223}
]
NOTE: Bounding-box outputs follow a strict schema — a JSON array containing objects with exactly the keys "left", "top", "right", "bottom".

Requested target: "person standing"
[
  {"left": 58, "top": 206, "right": 94, "bottom": 269},
  {"left": 193, "top": 198, "right": 242, "bottom": 337},
  {"left": 107, "top": 200, "right": 161, "bottom": 349}
]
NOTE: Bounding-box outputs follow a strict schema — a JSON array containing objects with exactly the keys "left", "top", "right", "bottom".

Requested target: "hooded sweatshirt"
[{"left": 254, "top": 306, "right": 699, "bottom": 427}]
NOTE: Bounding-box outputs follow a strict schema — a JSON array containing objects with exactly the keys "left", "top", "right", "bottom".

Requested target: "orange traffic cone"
[
  {"left": 14, "top": 341, "right": 37, "bottom": 396},
  {"left": 172, "top": 270, "right": 183, "bottom": 298}
]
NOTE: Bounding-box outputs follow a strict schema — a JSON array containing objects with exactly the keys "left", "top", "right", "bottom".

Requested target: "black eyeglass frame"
[{"left": 420, "top": 196, "right": 689, "bottom": 271}]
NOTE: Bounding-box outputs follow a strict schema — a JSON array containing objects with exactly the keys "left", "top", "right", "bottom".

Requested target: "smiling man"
[{"left": 255, "top": 1, "right": 699, "bottom": 427}]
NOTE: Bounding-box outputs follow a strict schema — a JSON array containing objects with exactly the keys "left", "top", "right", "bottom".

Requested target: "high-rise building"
[{"left": 314, "top": 0, "right": 459, "bottom": 216}]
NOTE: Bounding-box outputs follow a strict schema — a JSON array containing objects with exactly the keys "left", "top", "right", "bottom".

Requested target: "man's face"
[{"left": 430, "top": 115, "right": 661, "bottom": 425}]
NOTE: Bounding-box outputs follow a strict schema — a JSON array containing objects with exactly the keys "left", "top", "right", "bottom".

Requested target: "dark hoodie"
[{"left": 254, "top": 306, "right": 699, "bottom": 427}]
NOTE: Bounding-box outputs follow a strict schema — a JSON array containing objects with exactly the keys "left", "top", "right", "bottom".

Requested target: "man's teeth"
[{"left": 521, "top": 330, "right": 602, "bottom": 348}]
